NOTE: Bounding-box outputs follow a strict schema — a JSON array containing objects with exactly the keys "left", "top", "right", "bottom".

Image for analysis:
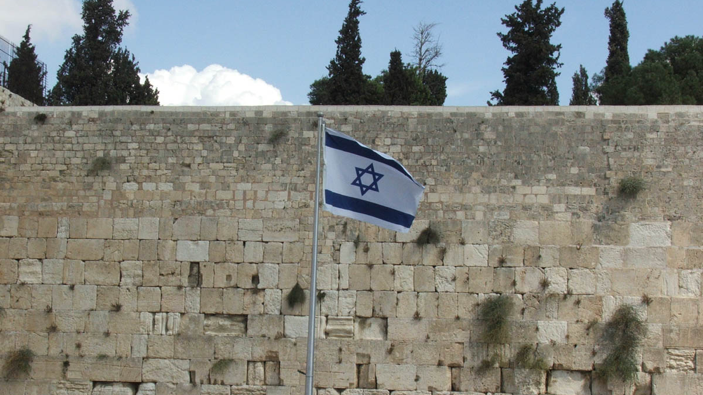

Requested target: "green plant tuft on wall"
[
  {"left": 268, "top": 129, "right": 289, "bottom": 145},
  {"left": 3, "top": 347, "right": 35, "bottom": 380},
  {"left": 33, "top": 113, "right": 47, "bottom": 124},
  {"left": 597, "top": 304, "right": 646, "bottom": 383},
  {"left": 416, "top": 226, "right": 440, "bottom": 246},
  {"left": 514, "top": 344, "right": 549, "bottom": 371},
  {"left": 478, "top": 295, "right": 514, "bottom": 344},
  {"left": 88, "top": 157, "right": 112, "bottom": 176},
  {"left": 618, "top": 176, "right": 645, "bottom": 199},
  {"left": 210, "top": 358, "right": 233, "bottom": 375},
  {"left": 287, "top": 282, "right": 306, "bottom": 308}
]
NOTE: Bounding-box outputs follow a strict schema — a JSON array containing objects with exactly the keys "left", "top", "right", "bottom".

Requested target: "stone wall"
[
  {"left": 0, "top": 105, "right": 702, "bottom": 395},
  {"left": 0, "top": 86, "right": 36, "bottom": 110}
]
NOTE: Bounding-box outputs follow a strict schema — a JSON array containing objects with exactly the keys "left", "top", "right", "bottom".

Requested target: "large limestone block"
[
  {"left": 435, "top": 266, "right": 456, "bottom": 292},
  {"left": 537, "top": 320, "right": 567, "bottom": 344},
  {"left": 138, "top": 218, "right": 159, "bottom": 240},
  {"left": 325, "top": 316, "right": 354, "bottom": 339},
  {"left": 416, "top": 366, "right": 451, "bottom": 391},
  {"left": 113, "top": 218, "right": 139, "bottom": 240},
  {"left": 142, "top": 358, "right": 190, "bottom": 383},
  {"left": 263, "top": 219, "right": 299, "bottom": 242},
  {"left": 513, "top": 220, "right": 539, "bottom": 245},
  {"left": 216, "top": 218, "right": 238, "bottom": 240},
  {"left": 66, "top": 239, "right": 104, "bottom": 260},
  {"left": 624, "top": 247, "right": 667, "bottom": 268},
  {"left": 0, "top": 259, "right": 18, "bottom": 283},
  {"left": 173, "top": 217, "right": 201, "bottom": 240},
  {"left": 503, "top": 368, "right": 547, "bottom": 395},
  {"left": 18, "top": 258, "right": 42, "bottom": 283},
  {"left": 630, "top": 222, "right": 671, "bottom": 247},
  {"left": 559, "top": 247, "right": 597, "bottom": 269},
  {"left": 464, "top": 244, "right": 489, "bottom": 266},
  {"left": 547, "top": 370, "right": 591, "bottom": 395},
  {"left": 0, "top": 215, "right": 18, "bottom": 236},
  {"left": 539, "top": 221, "right": 571, "bottom": 246},
  {"left": 376, "top": 364, "right": 417, "bottom": 390},
  {"left": 239, "top": 219, "right": 263, "bottom": 241},
  {"left": 208, "top": 359, "right": 247, "bottom": 385},
  {"left": 176, "top": 241, "right": 209, "bottom": 261},
  {"left": 568, "top": 269, "right": 595, "bottom": 294},
  {"left": 370, "top": 265, "right": 394, "bottom": 291},
  {"left": 462, "top": 220, "right": 488, "bottom": 244},
  {"left": 87, "top": 218, "right": 113, "bottom": 239}
]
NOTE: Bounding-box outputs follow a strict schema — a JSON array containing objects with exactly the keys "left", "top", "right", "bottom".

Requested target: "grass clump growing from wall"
[
  {"left": 478, "top": 295, "right": 514, "bottom": 344},
  {"left": 286, "top": 282, "right": 306, "bottom": 309},
  {"left": 416, "top": 226, "right": 440, "bottom": 246},
  {"left": 598, "top": 304, "right": 646, "bottom": 383},
  {"left": 87, "top": 157, "right": 112, "bottom": 176},
  {"left": 618, "top": 176, "right": 645, "bottom": 199},
  {"left": 515, "top": 344, "right": 549, "bottom": 371},
  {"left": 33, "top": 113, "right": 47, "bottom": 124},
  {"left": 267, "top": 129, "right": 289, "bottom": 145},
  {"left": 3, "top": 347, "right": 35, "bottom": 380},
  {"left": 210, "top": 359, "right": 234, "bottom": 375}
]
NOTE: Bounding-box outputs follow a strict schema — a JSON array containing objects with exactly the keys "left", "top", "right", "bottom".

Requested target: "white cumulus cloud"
[
  {"left": 0, "top": 0, "right": 137, "bottom": 43},
  {"left": 142, "top": 64, "right": 292, "bottom": 106},
  {"left": 0, "top": 0, "right": 82, "bottom": 43}
]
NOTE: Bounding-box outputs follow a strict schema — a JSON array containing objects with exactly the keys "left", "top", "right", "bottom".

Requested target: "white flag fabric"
[{"left": 322, "top": 127, "right": 425, "bottom": 233}]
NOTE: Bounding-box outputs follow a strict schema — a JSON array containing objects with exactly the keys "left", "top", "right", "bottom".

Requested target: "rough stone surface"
[{"left": 0, "top": 106, "right": 701, "bottom": 393}]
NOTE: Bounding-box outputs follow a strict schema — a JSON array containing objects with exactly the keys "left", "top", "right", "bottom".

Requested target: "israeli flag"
[{"left": 323, "top": 127, "right": 425, "bottom": 233}]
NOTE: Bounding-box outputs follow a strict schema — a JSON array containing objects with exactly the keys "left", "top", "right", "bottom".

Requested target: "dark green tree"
[
  {"left": 656, "top": 35, "right": 703, "bottom": 104},
  {"left": 50, "top": 0, "right": 158, "bottom": 105},
  {"left": 308, "top": 0, "right": 378, "bottom": 105},
  {"left": 382, "top": 50, "right": 414, "bottom": 105},
  {"left": 597, "top": 0, "right": 631, "bottom": 104},
  {"left": 6, "top": 26, "right": 46, "bottom": 105},
  {"left": 570, "top": 65, "right": 596, "bottom": 105},
  {"left": 490, "top": 0, "right": 565, "bottom": 106},
  {"left": 603, "top": 1, "right": 630, "bottom": 83},
  {"left": 422, "top": 69, "right": 447, "bottom": 106}
]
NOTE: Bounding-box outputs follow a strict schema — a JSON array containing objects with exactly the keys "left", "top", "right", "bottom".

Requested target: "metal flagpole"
[{"left": 304, "top": 112, "right": 324, "bottom": 395}]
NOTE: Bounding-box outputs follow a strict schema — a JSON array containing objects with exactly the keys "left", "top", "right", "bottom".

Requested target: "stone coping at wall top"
[{"left": 3, "top": 104, "right": 703, "bottom": 115}]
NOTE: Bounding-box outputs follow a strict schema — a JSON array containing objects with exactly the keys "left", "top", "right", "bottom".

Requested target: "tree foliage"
[
  {"left": 308, "top": 0, "right": 377, "bottom": 105},
  {"left": 596, "top": 35, "right": 703, "bottom": 105},
  {"left": 570, "top": 65, "right": 596, "bottom": 105},
  {"left": 597, "top": 0, "right": 631, "bottom": 104},
  {"left": 490, "top": 0, "right": 564, "bottom": 106},
  {"left": 309, "top": 4, "right": 446, "bottom": 106},
  {"left": 49, "top": 0, "right": 158, "bottom": 105},
  {"left": 6, "top": 26, "right": 46, "bottom": 105}
]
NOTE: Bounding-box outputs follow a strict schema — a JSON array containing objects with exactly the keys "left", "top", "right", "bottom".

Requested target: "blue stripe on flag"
[
  {"left": 325, "top": 131, "right": 414, "bottom": 181},
  {"left": 325, "top": 190, "right": 415, "bottom": 229}
]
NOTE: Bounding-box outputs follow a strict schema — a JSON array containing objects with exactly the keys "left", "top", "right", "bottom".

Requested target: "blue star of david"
[{"left": 351, "top": 163, "right": 384, "bottom": 196}]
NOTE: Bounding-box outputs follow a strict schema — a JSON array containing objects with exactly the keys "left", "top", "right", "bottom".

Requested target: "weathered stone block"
[
  {"left": 66, "top": 239, "right": 104, "bottom": 261},
  {"left": 142, "top": 359, "right": 190, "bottom": 383},
  {"left": 173, "top": 217, "right": 201, "bottom": 240},
  {"left": 138, "top": 218, "right": 159, "bottom": 240},
  {"left": 239, "top": 219, "right": 263, "bottom": 241},
  {"left": 630, "top": 222, "right": 671, "bottom": 247},
  {"left": 113, "top": 218, "right": 139, "bottom": 240},
  {"left": 263, "top": 219, "right": 298, "bottom": 242},
  {"left": 547, "top": 370, "right": 591, "bottom": 395},
  {"left": 376, "top": 364, "right": 417, "bottom": 390},
  {"left": 176, "top": 241, "right": 208, "bottom": 261}
]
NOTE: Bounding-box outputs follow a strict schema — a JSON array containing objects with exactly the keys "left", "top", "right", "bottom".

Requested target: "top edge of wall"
[{"left": 4, "top": 104, "right": 703, "bottom": 114}]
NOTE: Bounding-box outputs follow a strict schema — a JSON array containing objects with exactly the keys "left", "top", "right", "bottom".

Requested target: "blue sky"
[{"left": 2, "top": 0, "right": 702, "bottom": 106}]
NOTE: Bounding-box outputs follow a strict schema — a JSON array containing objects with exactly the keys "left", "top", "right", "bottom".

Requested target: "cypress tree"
[
  {"left": 50, "top": 0, "right": 158, "bottom": 105},
  {"left": 6, "top": 26, "right": 46, "bottom": 105},
  {"left": 326, "top": 0, "right": 368, "bottom": 104},
  {"left": 603, "top": 0, "right": 630, "bottom": 83},
  {"left": 570, "top": 65, "right": 596, "bottom": 105},
  {"left": 490, "top": 0, "right": 564, "bottom": 106},
  {"left": 597, "top": 0, "right": 630, "bottom": 104},
  {"left": 382, "top": 50, "right": 413, "bottom": 105}
]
